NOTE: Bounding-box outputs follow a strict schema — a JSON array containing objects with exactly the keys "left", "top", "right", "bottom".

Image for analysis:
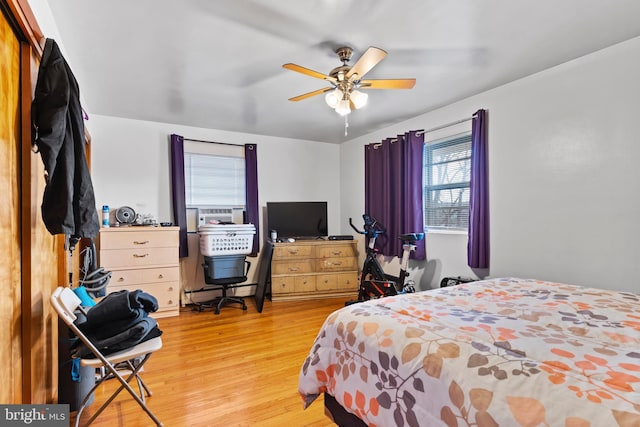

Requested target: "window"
[
  {"left": 183, "top": 146, "right": 245, "bottom": 208},
  {"left": 423, "top": 134, "right": 471, "bottom": 230}
]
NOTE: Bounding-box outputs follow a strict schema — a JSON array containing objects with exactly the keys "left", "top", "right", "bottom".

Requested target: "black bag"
[{"left": 440, "top": 276, "right": 475, "bottom": 288}]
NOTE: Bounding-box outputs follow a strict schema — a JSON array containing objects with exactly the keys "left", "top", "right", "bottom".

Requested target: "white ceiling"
[{"left": 46, "top": 0, "right": 640, "bottom": 144}]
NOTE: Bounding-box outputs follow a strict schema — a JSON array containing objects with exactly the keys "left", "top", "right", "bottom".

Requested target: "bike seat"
[{"left": 399, "top": 233, "right": 424, "bottom": 242}]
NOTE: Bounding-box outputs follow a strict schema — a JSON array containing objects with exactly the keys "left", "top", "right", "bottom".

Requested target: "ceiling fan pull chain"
[{"left": 344, "top": 115, "right": 349, "bottom": 136}]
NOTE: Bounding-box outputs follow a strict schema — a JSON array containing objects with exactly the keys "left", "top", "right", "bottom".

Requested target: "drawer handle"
[
  {"left": 158, "top": 274, "right": 164, "bottom": 279},
  {"left": 288, "top": 249, "right": 299, "bottom": 254},
  {"left": 133, "top": 240, "right": 149, "bottom": 245},
  {"left": 332, "top": 251, "right": 343, "bottom": 256},
  {"left": 133, "top": 253, "right": 149, "bottom": 258},
  {"left": 288, "top": 267, "right": 299, "bottom": 272},
  {"left": 118, "top": 277, "right": 125, "bottom": 282},
  {"left": 168, "top": 300, "right": 173, "bottom": 305},
  {"left": 331, "top": 262, "right": 342, "bottom": 266},
  {"left": 168, "top": 286, "right": 174, "bottom": 291}
]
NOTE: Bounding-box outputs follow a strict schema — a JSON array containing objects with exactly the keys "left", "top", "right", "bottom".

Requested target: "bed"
[{"left": 298, "top": 278, "right": 640, "bottom": 426}]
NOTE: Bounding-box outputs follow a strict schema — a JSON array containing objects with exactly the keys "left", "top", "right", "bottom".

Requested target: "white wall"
[
  {"left": 87, "top": 115, "right": 341, "bottom": 297},
  {"left": 341, "top": 36, "right": 640, "bottom": 293},
  {"left": 89, "top": 115, "right": 341, "bottom": 229},
  {"left": 26, "top": 1, "right": 61, "bottom": 47}
]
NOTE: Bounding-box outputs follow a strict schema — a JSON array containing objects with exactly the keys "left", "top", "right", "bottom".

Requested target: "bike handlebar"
[
  {"left": 349, "top": 214, "right": 386, "bottom": 238},
  {"left": 349, "top": 217, "right": 365, "bottom": 234}
]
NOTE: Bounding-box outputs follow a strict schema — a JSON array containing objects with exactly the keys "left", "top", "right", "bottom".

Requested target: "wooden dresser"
[
  {"left": 98, "top": 226, "right": 180, "bottom": 318},
  {"left": 271, "top": 239, "right": 359, "bottom": 301}
]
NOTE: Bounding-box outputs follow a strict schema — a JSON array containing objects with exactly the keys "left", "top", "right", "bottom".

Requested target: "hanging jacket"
[{"left": 31, "top": 38, "right": 99, "bottom": 239}]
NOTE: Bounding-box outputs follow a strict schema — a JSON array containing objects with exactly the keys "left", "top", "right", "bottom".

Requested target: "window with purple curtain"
[
  {"left": 364, "top": 130, "right": 425, "bottom": 260},
  {"left": 169, "top": 136, "right": 260, "bottom": 258},
  {"left": 170, "top": 134, "right": 189, "bottom": 258},
  {"left": 468, "top": 109, "right": 489, "bottom": 268}
]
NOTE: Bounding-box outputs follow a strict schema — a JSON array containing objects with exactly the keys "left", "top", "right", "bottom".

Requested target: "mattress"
[{"left": 298, "top": 278, "right": 640, "bottom": 426}]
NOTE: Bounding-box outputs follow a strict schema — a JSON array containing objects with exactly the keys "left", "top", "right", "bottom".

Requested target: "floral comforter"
[{"left": 298, "top": 278, "right": 640, "bottom": 427}]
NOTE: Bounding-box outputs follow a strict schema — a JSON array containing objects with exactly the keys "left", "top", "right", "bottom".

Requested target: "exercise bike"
[{"left": 348, "top": 214, "right": 424, "bottom": 302}]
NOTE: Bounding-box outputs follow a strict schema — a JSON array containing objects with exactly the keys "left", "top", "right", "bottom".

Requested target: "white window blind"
[
  {"left": 184, "top": 153, "right": 245, "bottom": 207},
  {"left": 423, "top": 134, "right": 472, "bottom": 230}
]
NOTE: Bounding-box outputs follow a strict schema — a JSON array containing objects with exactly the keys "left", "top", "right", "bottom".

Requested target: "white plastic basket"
[{"left": 198, "top": 224, "right": 256, "bottom": 256}]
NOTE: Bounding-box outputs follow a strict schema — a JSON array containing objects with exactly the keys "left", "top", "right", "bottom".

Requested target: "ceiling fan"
[{"left": 283, "top": 46, "right": 416, "bottom": 116}]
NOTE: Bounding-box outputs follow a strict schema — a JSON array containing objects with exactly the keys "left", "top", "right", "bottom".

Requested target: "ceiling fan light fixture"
[
  {"left": 325, "top": 89, "right": 343, "bottom": 109},
  {"left": 350, "top": 90, "right": 368, "bottom": 109},
  {"left": 335, "top": 99, "right": 351, "bottom": 116},
  {"left": 283, "top": 46, "right": 415, "bottom": 122}
]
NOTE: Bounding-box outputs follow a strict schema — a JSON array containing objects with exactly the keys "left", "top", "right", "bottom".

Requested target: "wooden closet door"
[{"left": 0, "top": 4, "right": 23, "bottom": 404}]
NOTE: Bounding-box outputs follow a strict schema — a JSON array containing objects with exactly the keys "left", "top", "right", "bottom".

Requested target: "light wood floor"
[{"left": 71, "top": 296, "right": 348, "bottom": 427}]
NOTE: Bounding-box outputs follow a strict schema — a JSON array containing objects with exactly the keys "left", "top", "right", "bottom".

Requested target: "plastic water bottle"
[{"left": 102, "top": 205, "right": 110, "bottom": 227}]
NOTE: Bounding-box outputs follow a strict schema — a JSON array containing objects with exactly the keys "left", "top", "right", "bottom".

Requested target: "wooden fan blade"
[
  {"left": 288, "top": 87, "right": 332, "bottom": 102},
  {"left": 283, "top": 63, "right": 335, "bottom": 82},
  {"left": 346, "top": 47, "right": 387, "bottom": 80},
  {"left": 360, "top": 79, "right": 416, "bottom": 89}
]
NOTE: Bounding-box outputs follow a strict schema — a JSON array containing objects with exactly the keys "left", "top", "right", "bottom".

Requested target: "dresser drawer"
[
  {"left": 316, "top": 274, "right": 337, "bottom": 291},
  {"left": 316, "top": 244, "right": 356, "bottom": 258},
  {"left": 99, "top": 229, "right": 178, "bottom": 250},
  {"left": 110, "top": 269, "right": 143, "bottom": 286},
  {"left": 151, "top": 282, "right": 180, "bottom": 308},
  {"left": 142, "top": 266, "right": 180, "bottom": 283},
  {"left": 108, "top": 282, "right": 179, "bottom": 310},
  {"left": 316, "top": 256, "right": 357, "bottom": 272},
  {"left": 100, "top": 247, "right": 178, "bottom": 269},
  {"left": 336, "top": 272, "right": 359, "bottom": 290},
  {"left": 272, "top": 276, "right": 295, "bottom": 294},
  {"left": 271, "top": 260, "right": 313, "bottom": 275},
  {"left": 110, "top": 267, "right": 179, "bottom": 286},
  {"left": 273, "top": 245, "right": 314, "bottom": 260},
  {"left": 294, "top": 275, "right": 316, "bottom": 293}
]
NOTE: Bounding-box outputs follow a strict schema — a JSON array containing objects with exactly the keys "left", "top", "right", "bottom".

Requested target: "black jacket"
[
  {"left": 31, "top": 38, "right": 99, "bottom": 239},
  {"left": 73, "top": 290, "right": 162, "bottom": 358},
  {"left": 80, "top": 289, "right": 159, "bottom": 332}
]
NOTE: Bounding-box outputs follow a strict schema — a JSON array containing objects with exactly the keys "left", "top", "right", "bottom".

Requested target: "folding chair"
[{"left": 51, "top": 286, "right": 163, "bottom": 427}]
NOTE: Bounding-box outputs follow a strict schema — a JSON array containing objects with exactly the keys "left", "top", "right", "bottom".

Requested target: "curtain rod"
[
  {"left": 374, "top": 114, "right": 476, "bottom": 146},
  {"left": 422, "top": 114, "right": 475, "bottom": 135},
  {"left": 183, "top": 138, "right": 245, "bottom": 147}
]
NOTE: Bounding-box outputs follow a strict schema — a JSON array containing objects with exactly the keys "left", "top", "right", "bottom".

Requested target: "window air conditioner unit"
[{"left": 198, "top": 207, "right": 244, "bottom": 226}]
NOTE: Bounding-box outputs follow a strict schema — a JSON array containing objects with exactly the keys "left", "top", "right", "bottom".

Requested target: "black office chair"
[{"left": 201, "top": 256, "right": 251, "bottom": 314}]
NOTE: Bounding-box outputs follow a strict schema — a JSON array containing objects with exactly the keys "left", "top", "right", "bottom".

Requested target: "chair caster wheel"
[{"left": 242, "top": 305, "right": 247, "bottom": 311}]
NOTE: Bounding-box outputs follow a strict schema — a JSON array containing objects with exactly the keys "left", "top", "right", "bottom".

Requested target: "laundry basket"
[{"left": 198, "top": 224, "right": 256, "bottom": 256}]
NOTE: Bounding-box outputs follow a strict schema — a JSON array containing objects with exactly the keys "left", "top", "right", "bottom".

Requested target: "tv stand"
[{"left": 271, "top": 240, "right": 358, "bottom": 301}]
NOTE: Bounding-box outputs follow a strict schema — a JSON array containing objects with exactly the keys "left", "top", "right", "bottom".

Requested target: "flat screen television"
[{"left": 267, "top": 201, "right": 328, "bottom": 239}]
